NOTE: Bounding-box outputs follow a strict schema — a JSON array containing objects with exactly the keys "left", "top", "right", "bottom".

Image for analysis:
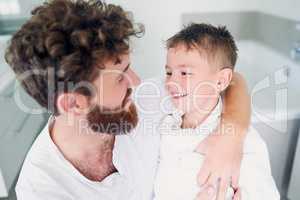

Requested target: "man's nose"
[{"left": 127, "top": 68, "right": 141, "bottom": 88}]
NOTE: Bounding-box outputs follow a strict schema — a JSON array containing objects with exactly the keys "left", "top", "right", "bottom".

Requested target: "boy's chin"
[{"left": 172, "top": 102, "right": 190, "bottom": 114}]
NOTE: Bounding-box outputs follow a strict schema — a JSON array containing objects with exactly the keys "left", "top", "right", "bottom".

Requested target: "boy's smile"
[{"left": 165, "top": 44, "right": 220, "bottom": 114}]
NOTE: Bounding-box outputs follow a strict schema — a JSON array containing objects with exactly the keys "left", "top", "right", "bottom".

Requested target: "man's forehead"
[{"left": 99, "top": 54, "right": 130, "bottom": 70}]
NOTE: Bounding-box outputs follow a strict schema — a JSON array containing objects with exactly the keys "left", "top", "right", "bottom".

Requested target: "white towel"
[{"left": 154, "top": 98, "right": 280, "bottom": 200}]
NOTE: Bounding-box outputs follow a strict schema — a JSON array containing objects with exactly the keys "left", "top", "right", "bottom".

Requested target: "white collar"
[{"left": 160, "top": 97, "right": 222, "bottom": 135}]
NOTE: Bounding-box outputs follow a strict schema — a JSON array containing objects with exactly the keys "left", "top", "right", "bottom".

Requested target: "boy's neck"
[{"left": 181, "top": 97, "right": 220, "bottom": 129}]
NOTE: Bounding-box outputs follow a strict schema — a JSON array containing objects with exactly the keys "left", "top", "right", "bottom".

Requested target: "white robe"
[{"left": 154, "top": 99, "right": 280, "bottom": 200}]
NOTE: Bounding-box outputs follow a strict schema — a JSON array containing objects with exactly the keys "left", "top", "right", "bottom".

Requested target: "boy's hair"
[
  {"left": 166, "top": 23, "right": 238, "bottom": 70},
  {"left": 5, "top": 0, "right": 144, "bottom": 115}
]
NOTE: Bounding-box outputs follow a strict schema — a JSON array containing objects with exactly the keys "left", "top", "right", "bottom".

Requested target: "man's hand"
[
  {"left": 195, "top": 130, "right": 243, "bottom": 200},
  {"left": 195, "top": 185, "right": 216, "bottom": 200},
  {"left": 233, "top": 188, "right": 242, "bottom": 200},
  {"left": 195, "top": 185, "right": 242, "bottom": 200}
]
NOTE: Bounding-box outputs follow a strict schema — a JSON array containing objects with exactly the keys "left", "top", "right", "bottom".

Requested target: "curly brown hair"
[{"left": 5, "top": 0, "right": 144, "bottom": 115}]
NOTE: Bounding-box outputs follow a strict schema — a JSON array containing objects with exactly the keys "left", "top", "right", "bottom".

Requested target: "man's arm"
[
  {"left": 196, "top": 72, "right": 251, "bottom": 200},
  {"left": 222, "top": 72, "right": 251, "bottom": 140}
]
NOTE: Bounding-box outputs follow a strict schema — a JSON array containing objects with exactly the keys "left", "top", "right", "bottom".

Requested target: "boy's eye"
[
  {"left": 181, "top": 71, "right": 192, "bottom": 76},
  {"left": 166, "top": 72, "right": 172, "bottom": 76}
]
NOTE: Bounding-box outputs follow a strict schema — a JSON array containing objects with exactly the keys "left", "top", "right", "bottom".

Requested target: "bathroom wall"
[
  {"left": 258, "top": 0, "right": 300, "bottom": 21},
  {"left": 3, "top": 0, "right": 299, "bottom": 79},
  {"left": 182, "top": 12, "right": 300, "bottom": 60},
  {"left": 1, "top": 0, "right": 299, "bottom": 79},
  {"left": 107, "top": 0, "right": 260, "bottom": 79},
  {"left": 12, "top": 0, "right": 42, "bottom": 17},
  {"left": 106, "top": 0, "right": 300, "bottom": 79}
]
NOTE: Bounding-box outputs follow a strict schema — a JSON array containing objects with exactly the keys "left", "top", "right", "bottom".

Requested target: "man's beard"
[{"left": 86, "top": 90, "right": 138, "bottom": 135}]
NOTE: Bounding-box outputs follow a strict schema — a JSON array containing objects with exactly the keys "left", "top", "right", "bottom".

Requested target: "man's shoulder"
[
  {"left": 21, "top": 123, "right": 54, "bottom": 163},
  {"left": 16, "top": 126, "right": 78, "bottom": 199},
  {"left": 17, "top": 124, "right": 62, "bottom": 188}
]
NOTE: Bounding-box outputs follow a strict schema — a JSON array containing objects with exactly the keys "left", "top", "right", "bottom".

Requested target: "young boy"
[{"left": 154, "top": 23, "right": 280, "bottom": 200}]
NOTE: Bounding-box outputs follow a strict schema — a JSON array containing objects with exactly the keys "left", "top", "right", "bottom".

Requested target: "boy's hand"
[{"left": 195, "top": 132, "right": 243, "bottom": 200}]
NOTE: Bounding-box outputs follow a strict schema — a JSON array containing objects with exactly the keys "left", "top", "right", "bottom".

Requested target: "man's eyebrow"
[{"left": 123, "top": 63, "right": 130, "bottom": 72}]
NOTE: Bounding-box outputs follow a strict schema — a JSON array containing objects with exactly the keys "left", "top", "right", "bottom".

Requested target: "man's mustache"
[{"left": 121, "top": 88, "right": 133, "bottom": 107}]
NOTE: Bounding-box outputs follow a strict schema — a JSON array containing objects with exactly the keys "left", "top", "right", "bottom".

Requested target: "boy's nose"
[{"left": 166, "top": 80, "right": 184, "bottom": 94}]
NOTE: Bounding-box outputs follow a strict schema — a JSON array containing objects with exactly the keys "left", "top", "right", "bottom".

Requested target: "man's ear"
[
  {"left": 74, "top": 93, "right": 91, "bottom": 115},
  {"left": 216, "top": 68, "right": 233, "bottom": 92},
  {"left": 57, "top": 93, "right": 90, "bottom": 115}
]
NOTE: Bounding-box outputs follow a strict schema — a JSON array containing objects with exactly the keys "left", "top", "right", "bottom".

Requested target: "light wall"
[
  {"left": 12, "top": 0, "right": 300, "bottom": 79},
  {"left": 17, "top": 0, "right": 42, "bottom": 17},
  {"left": 258, "top": 0, "right": 300, "bottom": 21},
  {"left": 108, "top": 0, "right": 260, "bottom": 79}
]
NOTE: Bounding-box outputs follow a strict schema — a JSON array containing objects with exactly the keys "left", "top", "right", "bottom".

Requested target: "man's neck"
[
  {"left": 182, "top": 97, "right": 219, "bottom": 129},
  {"left": 50, "top": 115, "right": 117, "bottom": 181}
]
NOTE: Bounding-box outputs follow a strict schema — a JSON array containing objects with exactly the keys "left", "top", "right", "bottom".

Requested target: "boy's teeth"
[{"left": 173, "top": 93, "right": 187, "bottom": 97}]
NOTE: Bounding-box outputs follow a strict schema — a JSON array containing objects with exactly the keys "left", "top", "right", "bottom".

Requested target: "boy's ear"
[
  {"left": 57, "top": 93, "right": 90, "bottom": 115},
  {"left": 216, "top": 68, "right": 233, "bottom": 92}
]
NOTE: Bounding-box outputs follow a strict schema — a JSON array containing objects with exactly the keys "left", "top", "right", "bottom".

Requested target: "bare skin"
[{"left": 50, "top": 114, "right": 117, "bottom": 182}]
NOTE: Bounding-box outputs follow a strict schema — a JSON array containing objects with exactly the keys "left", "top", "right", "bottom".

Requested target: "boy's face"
[{"left": 165, "top": 45, "right": 222, "bottom": 114}]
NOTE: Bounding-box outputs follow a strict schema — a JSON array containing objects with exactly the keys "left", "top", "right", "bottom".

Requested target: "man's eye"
[{"left": 166, "top": 72, "right": 172, "bottom": 76}]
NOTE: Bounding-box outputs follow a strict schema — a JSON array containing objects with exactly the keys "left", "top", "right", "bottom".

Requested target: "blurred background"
[{"left": 0, "top": 0, "right": 299, "bottom": 199}]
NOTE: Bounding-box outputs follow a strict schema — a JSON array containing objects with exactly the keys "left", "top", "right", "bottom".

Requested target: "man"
[{"left": 5, "top": 0, "right": 250, "bottom": 199}]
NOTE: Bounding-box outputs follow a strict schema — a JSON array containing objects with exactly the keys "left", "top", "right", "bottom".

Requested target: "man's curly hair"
[{"left": 5, "top": 0, "right": 144, "bottom": 115}]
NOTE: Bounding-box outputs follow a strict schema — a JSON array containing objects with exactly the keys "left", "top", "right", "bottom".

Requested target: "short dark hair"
[
  {"left": 166, "top": 23, "right": 238, "bottom": 69},
  {"left": 5, "top": 0, "right": 144, "bottom": 115}
]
